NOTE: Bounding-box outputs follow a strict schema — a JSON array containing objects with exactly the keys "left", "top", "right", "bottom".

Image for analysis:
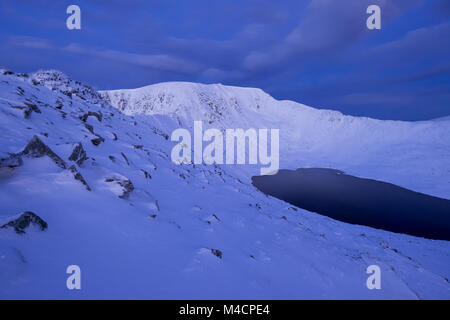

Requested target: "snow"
[
  {"left": 0, "top": 70, "right": 449, "bottom": 299},
  {"left": 101, "top": 81, "right": 450, "bottom": 199}
]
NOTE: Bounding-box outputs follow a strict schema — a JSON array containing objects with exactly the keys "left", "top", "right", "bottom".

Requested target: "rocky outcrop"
[
  {"left": 84, "top": 123, "right": 95, "bottom": 134},
  {"left": 0, "top": 153, "right": 23, "bottom": 168},
  {"left": 105, "top": 175, "right": 134, "bottom": 199},
  {"left": 1, "top": 212, "right": 48, "bottom": 234},
  {"left": 30, "top": 70, "right": 106, "bottom": 105},
  {"left": 121, "top": 152, "right": 130, "bottom": 166},
  {"left": 68, "top": 142, "right": 88, "bottom": 166},
  {"left": 69, "top": 165, "right": 91, "bottom": 191},
  {"left": 24, "top": 103, "right": 41, "bottom": 118},
  {"left": 91, "top": 136, "right": 105, "bottom": 146},
  {"left": 210, "top": 249, "right": 223, "bottom": 259},
  {"left": 82, "top": 123, "right": 105, "bottom": 147},
  {"left": 21, "top": 135, "right": 66, "bottom": 169},
  {"left": 11, "top": 103, "right": 41, "bottom": 119},
  {"left": 80, "top": 111, "right": 103, "bottom": 123},
  {"left": 141, "top": 169, "right": 152, "bottom": 179}
]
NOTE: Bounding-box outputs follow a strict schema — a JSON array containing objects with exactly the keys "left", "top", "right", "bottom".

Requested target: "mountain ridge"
[{"left": 100, "top": 77, "right": 450, "bottom": 199}]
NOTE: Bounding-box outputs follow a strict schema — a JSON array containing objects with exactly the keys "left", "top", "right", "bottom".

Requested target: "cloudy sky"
[{"left": 1, "top": 0, "right": 449, "bottom": 120}]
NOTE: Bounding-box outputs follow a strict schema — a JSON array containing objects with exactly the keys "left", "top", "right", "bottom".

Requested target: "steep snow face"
[
  {"left": 31, "top": 70, "right": 107, "bottom": 105},
  {"left": 101, "top": 82, "right": 450, "bottom": 199},
  {"left": 101, "top": 82, "right": 276, "bottom": 126},
  {"left": 0, "top": 69, "right": 449, "bottom": 299}
]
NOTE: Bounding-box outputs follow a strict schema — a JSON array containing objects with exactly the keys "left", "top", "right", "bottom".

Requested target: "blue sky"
[{"left": 1, "top": 0, "right": 449, "bottom": 120}]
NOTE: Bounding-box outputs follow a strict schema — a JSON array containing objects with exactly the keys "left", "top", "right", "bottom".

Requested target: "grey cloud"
[
  {"left": 243, "top": 0, "right": 425, "bottom": 71},
  {"left": 63, "top": 43, "right": 202, "bottom": 74}
]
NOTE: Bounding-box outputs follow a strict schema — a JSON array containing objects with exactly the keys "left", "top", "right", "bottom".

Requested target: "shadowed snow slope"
[{"left": 0, "top": 69, "right": 448, "bottom": 299}]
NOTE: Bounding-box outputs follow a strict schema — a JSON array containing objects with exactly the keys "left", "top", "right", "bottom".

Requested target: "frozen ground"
[{"left": 0, "top": 69, "right": 449, "bottom": 299}]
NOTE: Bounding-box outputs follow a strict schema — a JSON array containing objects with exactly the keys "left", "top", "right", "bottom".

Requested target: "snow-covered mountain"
[
  {"left": 101, "top": 82, "right": 450, "bottom": 199},
  {"left": 0, "top": 69, "right": 449, "bottom": 299}
]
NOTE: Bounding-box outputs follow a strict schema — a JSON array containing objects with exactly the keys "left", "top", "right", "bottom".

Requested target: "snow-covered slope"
[
  {"left": 101, "top": 82, "right": 450, "bottom": 199},
  {"left": 0, "top": 69, "right": 449, "bottom": 299}
]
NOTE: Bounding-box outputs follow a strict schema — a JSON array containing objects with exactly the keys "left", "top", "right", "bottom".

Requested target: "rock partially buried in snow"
[
  {"left": 11, "top": 103, "right": 41, "bottom": 119},
  {"left": 104, "top": 174, "right": 134, "bottom": 199},
  {"left": 0, "top": 153, "right": 23, "bottom": 168},
  {"left": 91, "top": 135, "right": 105, "bottom": 146},
  {"left": 69, "top": 165, "right": 91, "bottom": 191},
  {"left": 21, "top": 135, "right": 66, "bottom": 169},
  {"left": 1, "top": 212, "right": 48, "bottom": 234},
  {"left": 68, "top": 142, "right": 88, "bottom": 166},
  {"left": 23, "top": 102, "right": 41, "bottom": 118},
  {"left": 210, "top": 248, "right": 223, "bottom": 259},
  {"left": 80, "top": 111, "right": 103, "bottom": 123}
]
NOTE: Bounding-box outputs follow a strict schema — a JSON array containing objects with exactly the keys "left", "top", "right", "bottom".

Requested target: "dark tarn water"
[{"left": 252, "top": 168, "right": 450, "bottom": 241}]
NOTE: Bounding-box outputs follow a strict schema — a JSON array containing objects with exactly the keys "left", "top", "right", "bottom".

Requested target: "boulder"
[
  {"left": 211, "top": 249, "right": 223, "bottom": 259},
  {"left": 80, "top": 111, "right": 102, "bottom": 123},
  {"left": 91, "top": 135, "right": 105, "bottom": 146},
  {"left": 1, "top": 212, "right": 48, "bottom": 234},
  {"left": 104, "top": 175, "right": 134, "bottom": 199},
  {"left": 0, "top": 153, "right": 23, "bottom": 168},
  {"left": 21, "top": 135, "right": 66, "bottom": 169},
  {"left": 68, "top": 142, "right": 87, "bottom": 166}
]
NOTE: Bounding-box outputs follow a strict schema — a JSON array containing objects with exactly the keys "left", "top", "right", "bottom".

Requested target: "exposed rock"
[
  {"left": 0, "top": 153, "right": 23, "bottom": 168},
  {"left": 16, "top": 86, "right": 24, "bottom": 96},
  {"left": 80, "top": 111, "right": 102, "bottom": 123},
  {"left": 121, "top": 152, "right": 130, "bottom": 166},
  {"left": 55, "top": 100, "right": 63, "bottom": 109},
  {"left": 68, "top": 165, "right": 91, "bottom": 191},
  {"left": 11, "top": 103, "right": 41, "bottom": 119},
  {"left": 1, "top": 212, "right": 48, "bottom": 234},
  {"left": 68, "top": 142, "right": 88, "bottom": 166},
  {"left": 30, "top": 70, "right": 107, "bottom": 106},
  {"left": 205, "top": 214, "right": 221, "bottom": 225},
  {"left": 24, "top": 102, "right": 41, "bottom": 114},
  {"left": 212, "top": 214, "right": 221, "bottom": 221},
  {"left": 141, "top": 169, "right": 152, "bottom": 179},
  {"left": 84, "top": 123, "right": 95, "bottom": 134},
  {"left": 21, "top": 135, "right": 66, "bottom": 169},
  {"left": 83, "top": 123, "right": 105, "bottom": 146},
  {"left": 211, "top": 249, "right": 223, "bottom": 259},
  {"left": 105, "top": 175, "right": 134, "bottom": 199},
  {"left": 153, "top": 200, "right": 160, "bottom": 212},
  {"left": 91, "top": 135, "right": 105, "bottom": 146}
]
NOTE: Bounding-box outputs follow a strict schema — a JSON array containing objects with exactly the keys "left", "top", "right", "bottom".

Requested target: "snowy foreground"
[{"left": 0, "top": 69, "right": 449, "bottom": 299}]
